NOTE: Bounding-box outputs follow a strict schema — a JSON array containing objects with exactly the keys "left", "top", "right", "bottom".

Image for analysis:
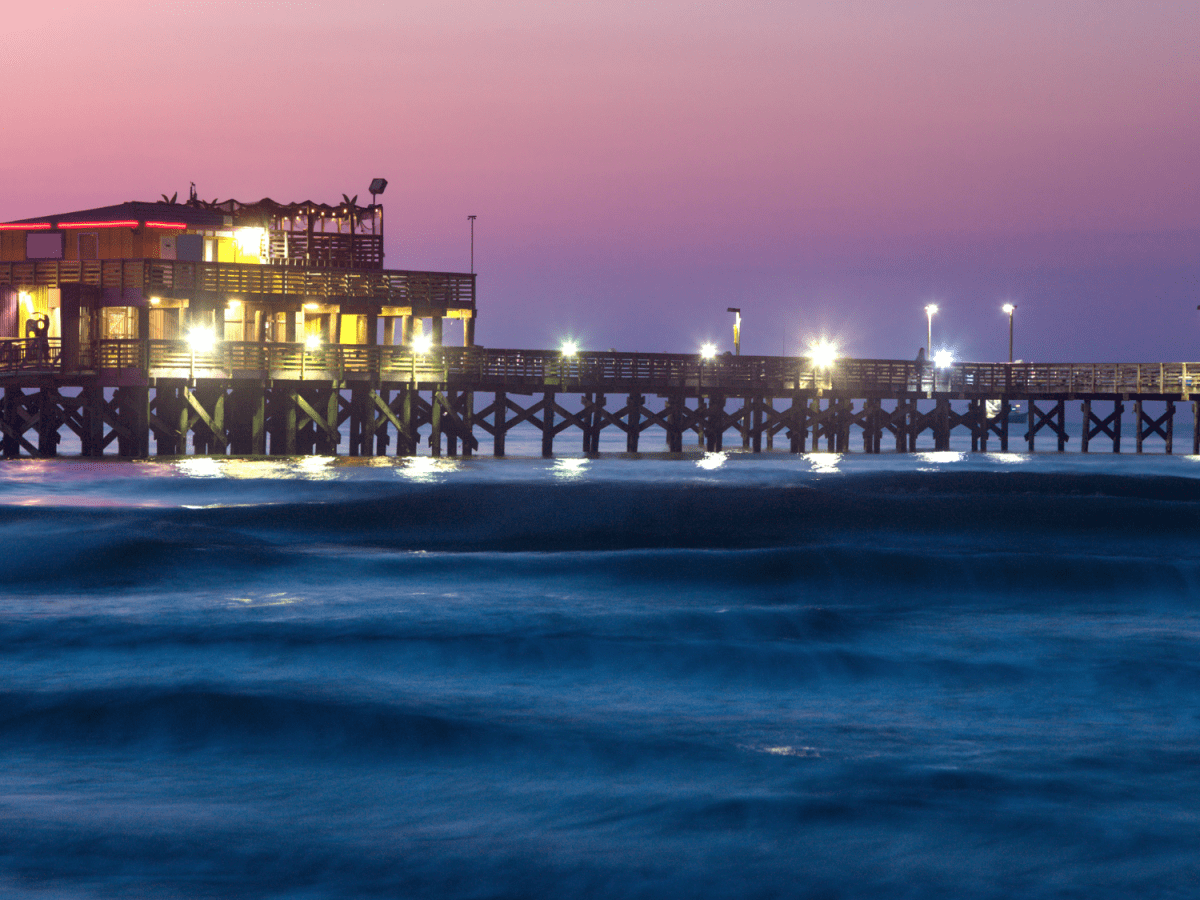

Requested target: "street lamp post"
[
  {"left": 468, "top": 215, "right": 476, "bottom": 274},
  {"left": 924, "top": 304, "right": 938, "bottom": 356},
  {"left": 727, "top": 307, "right": 741, "bottom": 356},
  {"left": 1002, "top": 303, "right": 1016, "bottom": 363}
]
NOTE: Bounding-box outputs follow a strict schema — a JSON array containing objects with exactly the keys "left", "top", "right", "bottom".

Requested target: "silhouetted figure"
[{"left": 25, "top": 315, "right": 50, "bottom": 365}]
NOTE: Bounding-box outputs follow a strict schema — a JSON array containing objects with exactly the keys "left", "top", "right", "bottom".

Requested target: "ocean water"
[{"left": 2, "top": 446, "right": 1200, "bottom": 898}]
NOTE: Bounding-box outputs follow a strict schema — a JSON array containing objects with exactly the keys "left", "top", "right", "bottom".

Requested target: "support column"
[
  {"left": 751, "top": 395, "right": 763, "bottom": 453},
  {"left": 494, "top": 389, "right": 507, "bottom": 457},
  {"left": 430, "top": 389, "right": 443, "bottom": 457},
  {"left": 789, "top": 392, "right": 806, "bottom": 453},
  {"left": 626, "top": 393, "right": 641, "bottom": 453},
  {"left": 541, "top": 391, "right": 555, "bottom": 458}
]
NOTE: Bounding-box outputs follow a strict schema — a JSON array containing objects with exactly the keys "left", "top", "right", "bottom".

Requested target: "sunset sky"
[{"left": 4, "top": 1, "right": 1197, "bottom": 360}]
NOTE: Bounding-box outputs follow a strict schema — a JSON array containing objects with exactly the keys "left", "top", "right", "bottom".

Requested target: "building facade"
[{"left": 0, "top": 192, "right": 475, "bottom": 373}]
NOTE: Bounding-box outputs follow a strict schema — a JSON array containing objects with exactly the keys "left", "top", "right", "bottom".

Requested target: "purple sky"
[{"left": 4, "top": 1, "right": 1197, "bottom": 361}]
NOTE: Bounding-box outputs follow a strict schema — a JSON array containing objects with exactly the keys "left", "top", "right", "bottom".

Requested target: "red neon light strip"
[
  {"left": 0, "top": 223, "right": 52, "bottom": 230},
  {"left": 58, "top": 220, "right": 139, "bottom": 229},
  {"left": 144, "top": 221, "right": 188, "bottom": 229}
]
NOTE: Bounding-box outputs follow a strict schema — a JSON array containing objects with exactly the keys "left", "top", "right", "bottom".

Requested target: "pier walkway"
[{"left": 1, "top": 339, "right": 1198, "bottom": 457}]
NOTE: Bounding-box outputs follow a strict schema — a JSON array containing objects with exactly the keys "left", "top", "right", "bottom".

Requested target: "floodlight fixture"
[
  {"left": 369, "top": 178, "right": 388, "bottom": 204},
  {"left": 808, "top": 338, "right": 839, "bottom": 369}
]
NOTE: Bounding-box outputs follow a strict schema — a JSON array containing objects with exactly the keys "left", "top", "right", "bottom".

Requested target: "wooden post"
[
  {"left": 935, "top": 397, "right": 950, "bottom": 451},
  {"left": 2, "top": 388, "right": 21, "bottom": 458},
  {"left": 582, "top": 392, "right": 594, "bottom": 454},
  {"left": 1027, "top": 400, "right": 1036, "bottom": 453},
  {"left": 1194, "top": 401, "right": 1200, "bottom": 456},
  {"left": 541, "top": 391, "right": 555, "bottom": 457},
  {"left": 1081, "top": 400, "right": 1091, "bottom": 453},
  {"left": 1055, "top": 400, "right": 1066, "bottom": 453},
  {"left": 1166, "top": 400, "right": 1175, "bottom": 454},
  {"left": 765, "top": 398, "right": 774, "bottom": 450},
  {"left": 1135, "top": 399, "right": 1143, "bottom": 453},
  {"left": 400, "top": 387, "right": 415, "bottom": 456},
  {"left": 430, "top": 388, "right": 443, "bottom": 457},
  {"left": 751, "top": 395, "right": 763, "bottom": 453},
  {"left": 790, "top": 392, "right": 806, "bottom": 453},
  {"left": 251, "top": 382, "right": 266, "bottom": 455},
  {"left": 666, "top": 393, "right": 684, "bottom": 453},
  {"left": 462, "top": 391, "right": 475, "bottom": 457},
  {"left": 36, "top": 388, "right": 58, "bottom": 458},
  {"left": 494, "top": 389, "right": 507, "bottom": 457},
  {"left": 1113, "top": 400, "right": 1122, "bottom": 453},
  {"left": 285, "top": 387, "right": 298, "bottom": 455},
  {"left": 82, "top": 382, "right": 104, "bottom": 457},
  {"left": 626, "top": 393, "right": 641, "bottom": 453}
]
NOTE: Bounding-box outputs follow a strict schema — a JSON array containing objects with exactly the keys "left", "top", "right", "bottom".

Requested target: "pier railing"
[
  {"left": 2, "top": 340, "right": 1197, "bottom": 397},
  {"left": 0, "top": 259, "right": 475, "bottom": 308}
]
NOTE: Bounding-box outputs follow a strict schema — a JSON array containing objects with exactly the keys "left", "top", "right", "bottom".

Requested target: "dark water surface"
[{"left": 1, "top": 451, "right": 1199, "bottom": 898}]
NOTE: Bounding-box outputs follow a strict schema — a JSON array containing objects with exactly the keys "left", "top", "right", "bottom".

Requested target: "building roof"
[{"left": 2, "top": 202, "right": 229, "bottom": 230}]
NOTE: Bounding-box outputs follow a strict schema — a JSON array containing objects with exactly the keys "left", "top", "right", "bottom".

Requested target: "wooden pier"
[{"left": 1, "top": 342, "right": 1198, "bottom": 458}]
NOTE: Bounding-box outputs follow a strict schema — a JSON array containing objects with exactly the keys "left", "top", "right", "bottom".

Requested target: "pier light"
[
  {"left": 149, "top": 297, "right": 161, "bottom": 306},
  {"left": 933, "top": 349, "right": 954, "bottom": 369},
  {"left": 304, "top": 334, "right": 322, "bottom": 351},
  {"left": 1002, "top": 303, "right": 1016, "bottom": 363},
  {"left": 560, "top": 340, "right": 578, "bottom": 357},
  {"left": 234, "top": 227, "right": 266, "bottom": 257},
  {"left": 700, "top": 342, "right": 718, "bottom": 360},
  {"left": 303, "top": 302, "right": 320, "bottom": 311},
  {"left": 924, "top": 304, "right": 938, "bottom": 355},
  {"left": 187, "top": 326, "right": 215, "bottom": 354},
  {"left": 412, "top": 333, "right": 433, "bottom": 354},
  {"left": 227, "top": 298, "right": 241, "bottom": 310},
  {"left": 808, "top": 338, "right": 839, "bottom": 369},
  {"left": 186, "top": 326, "right": 215, "bottom": 382}
]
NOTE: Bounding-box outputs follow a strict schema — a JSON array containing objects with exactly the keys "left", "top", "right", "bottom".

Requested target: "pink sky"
[{"left": 4, "top": 1, "right": 1197, "bottom": 360}]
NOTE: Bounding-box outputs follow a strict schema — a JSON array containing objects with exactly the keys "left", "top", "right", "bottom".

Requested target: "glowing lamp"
[
  {"left": 560, "top": 340, "right": 578, "bottom": 357},
  {"left": 187, "top": 327, "right": 216, "bottom": 353},
  {"left": 412, "top": 334, "right": 433, "bottom": 354},
  {"left": 933, "top": 350, "right": 954, "bottom": 369},
  {"left": 808, "top": 338, "right": 839, "bottom": 369},
  {"left": 234, "top": 227, "right": 266, "bottom": 256},
  {"left": 1002, "top": 303, "right": 1015, "bottom": 315},
  {"left": 700, "top": 342, "right": 718, "bottom": 360},
  {"left": 304, "top": 334, "right": 322, "bottom": 351}
]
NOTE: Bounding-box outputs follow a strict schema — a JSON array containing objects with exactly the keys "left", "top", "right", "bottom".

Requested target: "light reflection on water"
[
  {"left": 915, "top": 451, "right": 968, "bottom": 470},
  {"left": 395, "top": 456, "right": 462, "bottom": 482},
  {"left": 696, "top": 452, "right": 726, "bottom": 470},
  {"left": 804, "top": 453, "right": 842, "bottom": 473},
  {"left": 553, "top": 458, "right": 589, "bottom": 479}
]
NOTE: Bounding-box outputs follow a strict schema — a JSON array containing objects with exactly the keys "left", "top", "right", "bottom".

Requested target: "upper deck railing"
[
  {"left": 0, "top": 259, "right": 474, "bottom": 308},
  {"left": 2, "top": 341, "right": 1198, "bottom": 396}
]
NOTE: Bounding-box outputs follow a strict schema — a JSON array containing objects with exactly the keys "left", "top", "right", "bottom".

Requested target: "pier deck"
[{"left": 2, "top": 341, "right": 1198, "bottom": 457}]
